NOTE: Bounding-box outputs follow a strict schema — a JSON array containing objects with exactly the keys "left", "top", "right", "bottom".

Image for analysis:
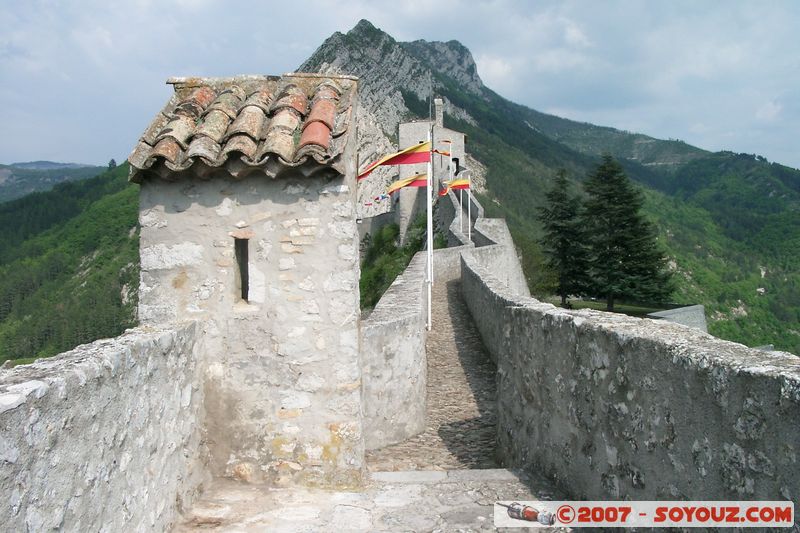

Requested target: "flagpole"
[
  {"left": 467, "top": 171, "right": 472, "bottom": 242},
  {"left": 459, "top": 189, "right": 463, "bottom": 233},
  {"left": 426, "top": 125, "right": 433, "bottom": 330}
]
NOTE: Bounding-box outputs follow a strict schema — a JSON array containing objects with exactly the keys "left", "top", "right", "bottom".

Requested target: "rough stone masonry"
[{"left": 132, "top": 73, "right": 365, "bottom": 488}]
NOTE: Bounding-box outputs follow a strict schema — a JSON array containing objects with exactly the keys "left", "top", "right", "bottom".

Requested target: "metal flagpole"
[
  {"left": 467, "top": 171, "right": 472, "bottom": 242},
  {"left": 459, "top": 189, "right": 463, "bottom": 233},
  {"left": 426, "top": 124, "right": 434, "bottom": 330}
]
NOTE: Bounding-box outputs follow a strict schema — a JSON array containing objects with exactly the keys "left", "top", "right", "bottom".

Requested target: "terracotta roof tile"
[
  {"left": 261, "top": 110, "right": 300, "bottom": 162},
  {"left": 186, "top": 135, "right": 221, "bottom": 162},
  {"left": 140, "top": 110, "right": 173, "bottom": 145},
  {"left": 270, "top": 85, "right": 308, "bottom": 116},
  {"left": 195, "top": 109, "right": 231, "bottom": 143},
  {"left": 222, "top": 133, "right": 259, "bottom": 161},
  {"left": 208, "top": 87, "right": 245, "bottom": 118},
  {"left": 227, "top": 105, "right": 266, "bottom": 140},
  {"left": 128, "top": 73, "right": 358, "bottom": 182},
  {"left": 152, "top": 137, "right": 181, "bottom": 164},
  {"left": 306, "top": 98, "right": 336, "bottom": 130},
  {"left": 299, "top": 121, "right": 331, "bottom": 150},
  {"left": 157, "top": 114, "right": 196, "bottom": 149}
]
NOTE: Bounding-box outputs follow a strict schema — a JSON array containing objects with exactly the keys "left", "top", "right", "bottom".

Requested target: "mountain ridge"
[
  {"left": 7, "top": 161, "right": 98, "bottom": 170},
  {"left": 0, "top": 162, "right": 105, "bottom": 203},
  {"left": 0, "top": 19, "right": 796, "bottom": 363},
  {"left": 301, "top": 19, "right": 800, "bottom": 353}
]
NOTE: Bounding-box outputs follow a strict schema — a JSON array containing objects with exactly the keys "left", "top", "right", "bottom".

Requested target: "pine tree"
[
  {"left": 538, "top": 169, "right": 589, "bottom": 306},
  {"left": 582, "top": 155, "right": 672, "bottom": 311}
]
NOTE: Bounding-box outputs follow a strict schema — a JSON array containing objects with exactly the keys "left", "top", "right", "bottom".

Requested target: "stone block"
[
  {"left": 281, "top": 243, "right": 303, "bottom": 254},
  {"left": 140, "top": 243, "right": 204, "bottom": 270}
]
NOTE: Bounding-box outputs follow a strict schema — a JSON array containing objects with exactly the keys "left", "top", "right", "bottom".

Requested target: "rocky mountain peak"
[
  {"left": 347, "top": 19, "right": 394, "bottom": 44},
  {"left": 301, "top": 20, "right": 483, "bottom": 97},
  {"left": 298, "top": 20, "right": 485, "bottom": 218},
  {"left": 401, "top": 38, "right": 484, "bottom": 94}
]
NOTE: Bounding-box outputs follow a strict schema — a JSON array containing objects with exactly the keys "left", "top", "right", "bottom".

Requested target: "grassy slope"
[{"left": 0, "top": 164, "right": 139, "bottom": 362}]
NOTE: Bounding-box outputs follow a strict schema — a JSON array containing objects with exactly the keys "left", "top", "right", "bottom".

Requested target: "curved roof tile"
[
  {"left": 128, "top": 73, "right": 357, "bottom": 182},
  {"left": 299, "top": 121, "right": 331, "bottom": 151}
]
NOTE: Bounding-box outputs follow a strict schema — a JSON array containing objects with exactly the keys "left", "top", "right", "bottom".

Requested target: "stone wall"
[
  {"left": 138, "top": 171, "right": 363, "bottom": 488},
  {"left": 461, "top": 250, "right": 800, "bottom": 505},
  {"left": 0, "top": 323, "right": 206, "bottom": 532},
  {"left": 470, "top": 217, "right": 529, "bottom": 297},
  {"left": 361, "top": 253, "right": 428, "bottom": 450},
  {"left": 361, "top": 189, "right": 475, "bottom": 450},
  {"left": 357, "top": 209, "right": 395, "bottom": 243}
]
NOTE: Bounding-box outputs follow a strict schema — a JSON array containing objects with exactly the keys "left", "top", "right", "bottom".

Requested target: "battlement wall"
[
  {"left": 461, "top": 244, "right": 800, "bottom": 503},
  {"left": 0, "top": 322, "right": 206, "bottom": 531},
  {"left": 361, "top": 253, "right": 428, "bottom": 449}
]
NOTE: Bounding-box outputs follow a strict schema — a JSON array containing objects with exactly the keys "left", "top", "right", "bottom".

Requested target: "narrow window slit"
[{"left": 235, "top": 238, "right": 249, "bottom": 302}]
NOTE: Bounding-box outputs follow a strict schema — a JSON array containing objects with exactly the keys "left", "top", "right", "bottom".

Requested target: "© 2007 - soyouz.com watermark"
[{"left": 493, "top": 500, "right": 795, "bottom": 528}]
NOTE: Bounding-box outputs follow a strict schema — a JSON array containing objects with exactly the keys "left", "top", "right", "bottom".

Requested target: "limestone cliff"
[{"left": 299, "top": 19, "right": 487, "bottom": 217}]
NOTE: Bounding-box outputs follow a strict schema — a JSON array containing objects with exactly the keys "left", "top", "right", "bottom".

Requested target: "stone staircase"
[{"left": 176, "top": 277, "right": 564, "bottom": 531}]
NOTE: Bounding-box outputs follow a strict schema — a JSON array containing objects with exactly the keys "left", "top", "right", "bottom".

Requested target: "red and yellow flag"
[
  {"left": 434, "top": 139, "right": 451, "bottom": 157},
  {"left": 447, "top": 178, "right": 470, "bottom": 190},
  {"left": 358, "top": 142, "right": 431, "bottom": 181},
  {"left": 387, "top": 173, "right": 428, "bottom": 195}
]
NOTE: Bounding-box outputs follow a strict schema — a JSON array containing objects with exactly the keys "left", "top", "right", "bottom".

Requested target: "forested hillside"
[
  {"left": 0, "top": 164, "right": 138, "bottom": 364},
  {"left": 304, "top": 20, "right": 800, "bottom": 353}
]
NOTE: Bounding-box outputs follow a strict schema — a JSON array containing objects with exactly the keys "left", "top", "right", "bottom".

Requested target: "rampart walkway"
[
  {"left": 366, "top": 278, "right": 498, "bottom": 471},
  {"left": 176, "top": 276, "right": 565, "bottom": 531}
]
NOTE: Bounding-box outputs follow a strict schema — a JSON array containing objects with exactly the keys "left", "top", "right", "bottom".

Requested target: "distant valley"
[{"left": 0, "top": 161, "right": 105, "bottom": 203}]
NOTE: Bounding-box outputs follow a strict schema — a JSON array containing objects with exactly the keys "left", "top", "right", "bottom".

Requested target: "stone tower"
[
  {"left": 128, "top": 73, "right": 364, "bottom": 487},
  {"left": 396, "top": 98, "right": 466, "bottom": 242}
]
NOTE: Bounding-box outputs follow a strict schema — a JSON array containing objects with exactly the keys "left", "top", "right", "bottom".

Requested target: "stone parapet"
[
  {"left": 461, "top": 250, "right": 800, "bottom": 504},
  {"left": 0, "top": 322, "right": 206, "bottom": 532},
  {"left": 361, "top": 253, "right": 428, "bottom": 449}
]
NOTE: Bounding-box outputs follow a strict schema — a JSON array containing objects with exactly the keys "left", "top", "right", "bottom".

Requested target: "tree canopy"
[
  {"left": 581, "top": 155, "right": 673, "bottom": 310},
  {"left": 537, "top": 169, "right": 589, "bottom": 305}
]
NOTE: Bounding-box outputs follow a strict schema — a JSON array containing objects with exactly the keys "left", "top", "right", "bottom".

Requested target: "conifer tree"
[
  {"left": 538, "top": 169, "right": 589, "bottom": 306},
  {"left": 582, "top": 155, "right": 672, "bottom": 311}
]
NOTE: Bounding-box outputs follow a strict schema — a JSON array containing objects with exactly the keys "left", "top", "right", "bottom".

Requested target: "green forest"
[{"left": 0, "top": 164, "right": 139, "bottom": 364}]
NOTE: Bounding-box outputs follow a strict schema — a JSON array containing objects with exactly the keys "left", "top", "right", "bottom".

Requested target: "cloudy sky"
[{"left": 1, "top": 0, "right": 798, "bottom": 169}]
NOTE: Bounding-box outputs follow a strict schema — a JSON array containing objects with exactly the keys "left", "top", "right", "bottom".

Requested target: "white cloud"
[
  {"left": 474, "top": 53, "right": 514, "bottom": 91},
  {"left": 70, "top": 26, "right": 114, "bottom": 67},
  {"left": 755, "top": 100, "right": 782, "bottom": 122},
  {"left": 0, "top": 0, "right": 798, "bottom": 168},
  {"left": 563, "top": 19, "right": 591, "bottom": 48}
]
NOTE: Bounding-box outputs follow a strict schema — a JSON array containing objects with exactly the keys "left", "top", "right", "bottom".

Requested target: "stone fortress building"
[
  {"left": 129, "top": 74, "right": 364, "bottom": 488},
  {"left": 0, "top": 74, "right": 798, "bottom": 531}
]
